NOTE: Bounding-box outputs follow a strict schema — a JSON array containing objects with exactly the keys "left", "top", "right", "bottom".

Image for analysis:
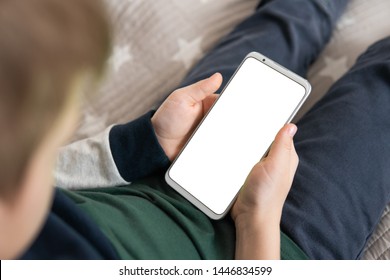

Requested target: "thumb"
[
  {"left": 266, "top": 124, "right": 297, "bottom": 165},
  {"left": 180, "top": 73, "right": 223, "bottom": 103}
]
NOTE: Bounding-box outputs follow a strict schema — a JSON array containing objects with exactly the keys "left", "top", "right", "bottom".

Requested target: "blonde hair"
[{"left": 0, "top": 0, "right": 111, "bottom": 197}]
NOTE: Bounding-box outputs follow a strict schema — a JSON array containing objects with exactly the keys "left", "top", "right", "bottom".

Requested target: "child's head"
[{"left": 0, "top": 0, "right": 110, "bottom": 258}]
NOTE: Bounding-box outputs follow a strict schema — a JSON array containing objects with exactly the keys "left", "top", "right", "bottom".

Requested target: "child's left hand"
[{"left": 151, "top": 73, "right": 222, "bottom": 161}]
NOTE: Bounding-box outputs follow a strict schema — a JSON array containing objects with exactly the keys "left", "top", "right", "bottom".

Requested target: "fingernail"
[
  {"left": 211, "top": 72, "right": 221, "bottom": 79},
  {"left": 287, "top": 124, "right": 297, "bottom": 137}
]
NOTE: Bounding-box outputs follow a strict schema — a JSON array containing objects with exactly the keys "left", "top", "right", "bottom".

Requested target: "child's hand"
[
  {"left": 151, "top": 73, "right": 222, "bottom": 161},
  {"left": 231, "top": 124, "right": 298, "bottom": 259},
  {"left": 232, "top": 124, "right": 299, "bottom": 229}
]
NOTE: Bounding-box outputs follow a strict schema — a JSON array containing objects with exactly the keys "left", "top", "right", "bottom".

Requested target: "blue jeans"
[{"left": 179, "top": 0, "right": 390, "bottom": 259}]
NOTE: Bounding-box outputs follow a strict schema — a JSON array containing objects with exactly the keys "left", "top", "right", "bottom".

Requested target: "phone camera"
[{"left": 262, "top": 58, "right": 266, "bottom": 62}]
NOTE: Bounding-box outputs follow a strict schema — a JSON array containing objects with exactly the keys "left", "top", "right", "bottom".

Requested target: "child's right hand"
[
  {"left": 231, "top": 124, "right": 298, "bottom": 259},
  {"left": 231, "top": 124, "right": 299, "bottom": 251}
]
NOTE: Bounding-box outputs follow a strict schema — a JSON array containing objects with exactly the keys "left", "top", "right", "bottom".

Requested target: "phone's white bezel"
[{"left": 165, "top": 52, "right": 311, "bottom": 220}]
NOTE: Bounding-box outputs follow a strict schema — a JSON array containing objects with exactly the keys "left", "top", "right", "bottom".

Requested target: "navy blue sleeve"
[{"left": 109, "top": 110, "right": 171, "bottom": 182}]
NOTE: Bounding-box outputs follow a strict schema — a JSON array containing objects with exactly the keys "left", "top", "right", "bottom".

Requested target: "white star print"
[
  {"left": 318, "top": 56, "right": 349, "bottom": 82},
  {"left": 172, "top": 37, "right": 204, "bottom": 69},
  {"left": 336, "top": 15, "right": 356, "bottom": 31},
  {"left": 109, "top": 45, "right": 132, "bottom": 73}
]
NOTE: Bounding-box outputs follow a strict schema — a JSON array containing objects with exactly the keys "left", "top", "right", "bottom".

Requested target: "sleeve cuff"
[{"left": 109, "top": 111, "right": 171, "bottom": 182}]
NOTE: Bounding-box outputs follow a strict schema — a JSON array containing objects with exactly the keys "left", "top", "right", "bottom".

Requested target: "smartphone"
[{"left": 165, "top": 52, "right": 311, "bottom": 220}]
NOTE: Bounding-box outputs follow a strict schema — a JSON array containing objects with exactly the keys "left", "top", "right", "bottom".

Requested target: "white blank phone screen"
[{"left": 168, "top": 57, "right": 306, "bottom": 216}]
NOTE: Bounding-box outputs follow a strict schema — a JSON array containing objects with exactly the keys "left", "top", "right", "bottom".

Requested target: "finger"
[
  {"left": 289, "top": 143, "right": 299, "bottom": 179},
  {"left": 266, "top": 124, "right": 297, "bottom": 166},
  {"left": 202, "top": 93, "right": 219, "bottom": 113},
  {"left": 180, "top": 73, "right": 223, "bottom": 104}
]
